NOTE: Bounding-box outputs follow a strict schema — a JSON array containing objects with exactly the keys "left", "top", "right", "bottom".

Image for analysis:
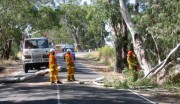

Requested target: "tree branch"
[{"left": 144, "top": 43, "right": 180, "bottom": 78}]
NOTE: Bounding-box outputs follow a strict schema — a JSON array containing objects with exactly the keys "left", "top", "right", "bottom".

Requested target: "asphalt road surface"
[{"left": 0, "top": 53, "right": 156, "bottom": 104}]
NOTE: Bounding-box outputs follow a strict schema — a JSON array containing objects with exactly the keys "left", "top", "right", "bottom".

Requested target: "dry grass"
[
  {"left": 0, "top": 59, "right": 22, "bottom": 77},
  {"left": 0, "top": 60, "right": 17, "bottom": 66}
]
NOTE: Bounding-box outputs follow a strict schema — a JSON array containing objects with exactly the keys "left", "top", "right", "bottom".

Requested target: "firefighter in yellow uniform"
[
  {"left": 127, "top": 50, "right": 139, "bottom": 82},
  {"left": 65, "top": 49, "right": 76, "bottom": 81},
  {"left": 49, "top": 48, "right": 62, "bottom": 84}
]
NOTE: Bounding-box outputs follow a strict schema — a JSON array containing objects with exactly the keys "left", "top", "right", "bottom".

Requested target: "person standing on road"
[
  {"left": 65, "top": 49, "right": 76, "bottom": 81},
  {"left": 49, "top": 48, "right": 62, "bottom": 84},
  {"left": 127, "top": 50, "right": 140, "bottom": 82}
]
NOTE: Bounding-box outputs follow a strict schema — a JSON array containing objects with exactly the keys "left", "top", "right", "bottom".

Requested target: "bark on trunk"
[
  {"left": 114, "top": 39, "right": 123, "bottom": 72},
  {"left": 134, "top": 0, "right": 139, "bottom": 15},
  {"left": 119, "top": 0, "right": 152, "bottom": 76},
  {"left": 111, "top": 23, "right": 123, "bottom": 72},
  {"left": 72, "top": 33, "right": 81, "bottom": 51},
  {"left": 1, "top": 39, "right": 13, "bottom": 60},
  {"left": 72, "top": 27, "right": 82, "bottom": 51},
  {"left": 149, "top": 33, "right": 161, "bottom": 63},
  {"left": 122, "top": 20, "right": 128, "bottom": 67}
]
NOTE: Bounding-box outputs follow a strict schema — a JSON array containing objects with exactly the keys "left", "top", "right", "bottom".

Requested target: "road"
[{"left": 0, "top": 53, "right": 155, "bottom": 104}]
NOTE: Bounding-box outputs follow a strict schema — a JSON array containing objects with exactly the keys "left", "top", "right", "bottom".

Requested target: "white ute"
[{"left": 22, "top": 37, "right": 50, "bottom": 73}]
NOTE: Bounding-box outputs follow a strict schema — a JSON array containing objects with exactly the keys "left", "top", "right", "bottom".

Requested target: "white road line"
[
  {"left": 56, "top": 85, "right": 62, "bottom": 104},
  {"left": 128, "top": 90, "right": 157, "bottom": 104}
]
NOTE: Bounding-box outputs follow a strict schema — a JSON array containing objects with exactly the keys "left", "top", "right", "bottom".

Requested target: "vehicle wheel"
[
  {"left": 23, "top": 64, "right": 29, "bottom": 73},
  {"left": 45, "top": 62, "right": 49, "bottom": 68},
  {"left": 45, "top": 65, "right": 49, "bottom": 68}
]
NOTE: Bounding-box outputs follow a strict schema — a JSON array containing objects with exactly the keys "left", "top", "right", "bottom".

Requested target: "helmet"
[
  {"left": 127, "top": 50, "right": 133, "bottom": 56},
  {"left": 66, "top": 49, "right": 71, "bottom": 52},
  {"left": 50, "top": 48, "right": 55, "bottom": 53}
]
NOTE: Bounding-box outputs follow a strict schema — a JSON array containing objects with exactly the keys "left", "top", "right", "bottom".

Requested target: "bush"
[
  {"left": 10, "top": 43, "right": 20, "bottom": 59},
  {"left": 104, "top": 77, "right": 129, "bottom": 89},
  {"left": 98, "top": 45, "right": 115, "bottom": 67},
  {"left": 122, "top": 67, "right": 157, "bottom": 88}
]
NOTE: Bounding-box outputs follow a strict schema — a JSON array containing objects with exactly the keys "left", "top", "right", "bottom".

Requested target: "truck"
[{"left": 22, "top": 37, "right": 51, "bottom": 73}]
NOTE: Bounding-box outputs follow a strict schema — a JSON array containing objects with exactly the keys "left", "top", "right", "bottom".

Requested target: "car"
[{"left": 62, "top": 45, "right": 76, "bottom": 60}]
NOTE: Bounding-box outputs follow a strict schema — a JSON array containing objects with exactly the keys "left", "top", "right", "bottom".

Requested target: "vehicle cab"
[{"left": 22, "top": 37, "right": 50, "bottom": 73}]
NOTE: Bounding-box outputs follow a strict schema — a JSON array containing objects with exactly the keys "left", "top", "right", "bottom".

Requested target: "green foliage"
[
  {"left": 122, "top": 68, "right": 157, "bottom": 88},
  {"left": 134, "top": 0, "right": 180, "bottom": 66},
  {"left": 104, "top": 77, "right": 158, "bottom": 89},
  {"left": 98, "top": 45, "right": 115, "bottom": 66},
  {"left": 0, "top": 0, "right": 33, "bottom": 59},
  {"left": 160, "top": 83, "right": 180, "bottom": 92},
  {"left": 98, "top": 45, "right": 115, "bottom": 58},
  {"left": 130, "top": 78, "right": 158, "bottom": 88},
  {"left": 10, "top": 42, "right": 19, "bottom": 59},
  {"left": 104, "top": 75, "right": 129, "bottom": 89}
]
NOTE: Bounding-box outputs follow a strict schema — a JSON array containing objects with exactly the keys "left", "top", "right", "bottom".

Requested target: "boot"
[
  {"left": 57, "top": 81, "right": 62, "bottom": 84},
  {"left": 67, "top": 75, "right": 71, "bottom": 82},
  {"left": 51, "top": 81, "right": 55, "bottom": 84},
  {"left": 72, "top": 75, "right": 76, "bottom": 81}
]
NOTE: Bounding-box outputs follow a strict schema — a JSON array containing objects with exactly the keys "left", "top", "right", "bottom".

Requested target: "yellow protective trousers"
[
  {"left": 65, "top": 53, "right": 75, "bottom": 81},
  {"left": 50, "top": 70, "right": 60, "bottom": 82},
  {"left": 67, "top": 66, "right": 75, "bottom": 81},
  {"left": 49, "top": 53, "right": 60, "bottom": 82}
]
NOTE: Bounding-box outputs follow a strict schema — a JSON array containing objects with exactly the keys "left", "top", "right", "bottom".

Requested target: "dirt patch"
[{"left": 0, "top": 60, "right": 23, "bottom": 78}]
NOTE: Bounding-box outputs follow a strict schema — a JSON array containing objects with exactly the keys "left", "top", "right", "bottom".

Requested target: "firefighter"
[
  {"left": 127, "top": 50, "right": 139, "bottom": 82},
  {"left": 49, "top": 48, "right": 62, "bottom": 84},
  {"left": 65, "top": 49, "right": 76, "bottom": 81}
]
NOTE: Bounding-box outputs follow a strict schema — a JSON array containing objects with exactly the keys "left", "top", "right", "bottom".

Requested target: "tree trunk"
[
  {"left": 134, "top": 0, "right": 139, "bottom": 15},
  {"left": 72, "top": 33, "right": 81, "bottom": 51},
  {"left": 1, "top": 39, "right": 13, "bottom": 60},
  {"left": 149, "top": 33, "right": 161, "bottom": 63},
  {"left": 111, "top": 23, "right": 123, "bottom": 72},
  {"left": 122, "top": 20, "right": 128, "bottom": 67},
  {"left": 71, "top": 27, "right": 82, "bottom": 51},
  {"left": 119, "top": 0, "right": 152, "bottom": 76}
]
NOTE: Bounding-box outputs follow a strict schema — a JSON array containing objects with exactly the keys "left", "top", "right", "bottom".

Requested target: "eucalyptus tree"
[
  {"left": 58, "top": 1, "right": 108, "bottom": 50},
  {"left": 134, "top": 0, "right": 180, "bottom": 63},
  {"left": 0, "top": 0, "right": 34, "bottom": 60},
  {"left": 82, "top": 3, "right": 108, "bottom": 49},
  {"left": 119, "top": 0, "right": 180, "bottom": 80}
]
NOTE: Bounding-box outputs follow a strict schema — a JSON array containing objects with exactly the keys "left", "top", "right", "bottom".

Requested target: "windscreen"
[
  {"left": 25, "top": 39, "right": 49, "bottom": 49},
  {"left": 64, "top": 48, "right": 74, "bottom": 52}
]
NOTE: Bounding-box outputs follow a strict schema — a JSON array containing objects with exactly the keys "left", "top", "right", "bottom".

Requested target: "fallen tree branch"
[
  {"left": 0, "top": 69, "right": 49, "bottom": 83},
  {"left": 143, "top": 60, "right": 165, "bottom": 78},
  {"left": 144, "top": 43, "right": 180, "bottom": 78},
  {"left": 153, "top": 44, "right": 180, "bottom": 75}
]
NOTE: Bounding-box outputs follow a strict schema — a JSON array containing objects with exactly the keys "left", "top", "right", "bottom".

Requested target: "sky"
[
  {"left": 81, "top": 0, "right": 135, "bottom": 5},
  {"left": 81, "top": 0, "right": 91, "bottom": 5}
]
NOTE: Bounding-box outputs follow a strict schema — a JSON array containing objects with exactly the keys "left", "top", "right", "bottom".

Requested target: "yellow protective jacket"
[
  {"left": 127, "top": 55, "right": 138, "bottom": 70},
  {"left": 65, "top": 53, "right": 75, "bottom": 69},
  {"left": 49, "top": 53, "right": 58, "bottom": 71}
]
